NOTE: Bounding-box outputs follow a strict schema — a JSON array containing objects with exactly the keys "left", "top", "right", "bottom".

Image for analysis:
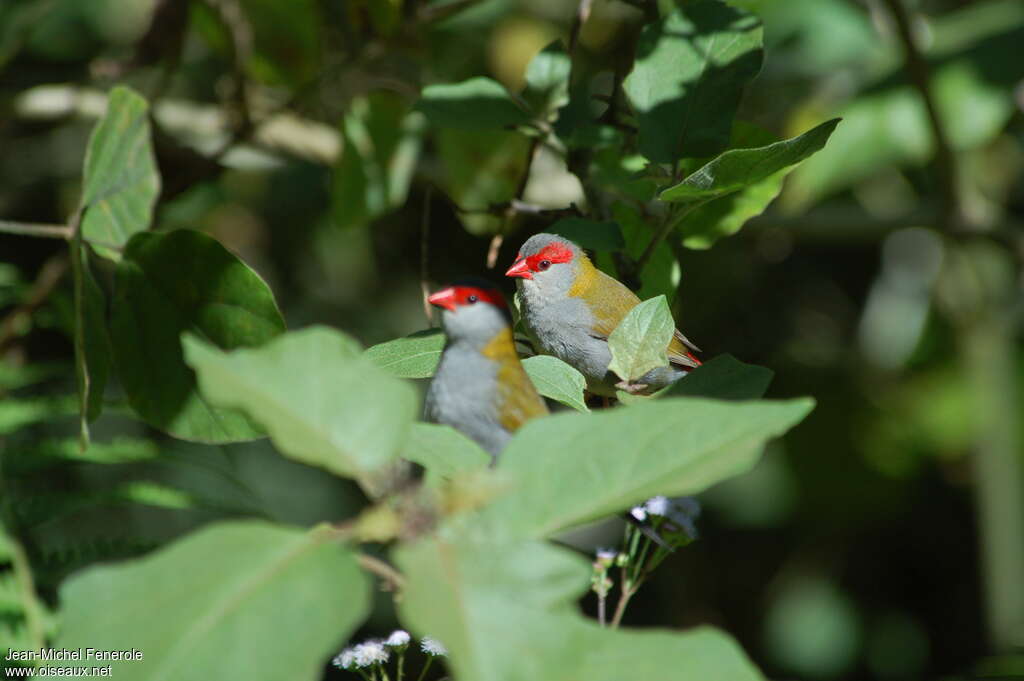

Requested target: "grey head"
[
  {"left": 427, "top": 278, "right": 512, "bottom": 347},
  {"left": 504, "top": 233, "right": 585, "bottom": 301}
]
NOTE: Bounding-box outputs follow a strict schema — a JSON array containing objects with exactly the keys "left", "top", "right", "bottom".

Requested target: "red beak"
[
  {"left": 427, "top": 287, "right": 458, "bottom": 312},
  {"left": 505, "top": 257, "right": 532, "bottom": 279}
]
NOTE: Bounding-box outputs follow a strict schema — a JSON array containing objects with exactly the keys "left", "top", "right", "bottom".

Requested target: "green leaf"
[
  {"left": 523, "top": 40, "right": 571, "bottom": 117},
  {"left": 547, "top": 218, "right": 624, "bottom": 252},
  {"left": 678, "top": 169, "right": 788, "bottom": 248},
  {"left": 435, "top": 128, "right": 531, "bottom": 234},
  {"left": 607, "top": 295, "right": 674, "bottom": 383},
  {"left": 623, "top": 1, "right": 763, "bottom": 163},
  {"left": 79, "top": 86, "right": 160, "bottom": 260},
  {"left": 55, "top": 521, "right": 370, "bottom": 681},
  {"left": 110, "top": 230, "right": 286, "bottom": 443},
  {"left": 596, "top": 202, "right": 678, "bottom": 302},
  {"left": 786, "top": 3, "right": 1024, "bottom": 206},
  {"left": 183, "top": 327, "right": 418, "bottom": 487},
  {"left": 400, "top": 423, "right": 491, "bottom": 486},
  {"left": 333, "top": 92, "right": 425, "bottom": 230},
  {"left": 664, "top": 354, "right": 774, "bottom": 400},
  {"left": 660, "top": 119, "right": 840, "bottom": 203},
  {"left": 364, "top": 328, "right": 445, "bottom": 378},
  {"left": 483, "top": 396, "right": 815, "bottom": 538},
  {"left": 522, "top": 355, "right": 589, "bottom": 412},
  {"left": 396, "top": 534, "right": 767, "bottom": 681},
  {"left": 71, "top": 241, "right": 112, "bottom": 447},
  {"left": 417, "top": 77, "right": 531, "bottom": 130}
]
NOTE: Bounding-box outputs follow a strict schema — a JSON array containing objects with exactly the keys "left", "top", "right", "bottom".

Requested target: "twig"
[
  {"left": 635, "top": 202, "right": 701, "bottom": 275},
  {"left": 0, "top": 253, "right": 69, "bottom": 354},
  {"left": 356, "top": 553, "right": 407, "bottom": 591},
  {"left": 486, "top": 138, "right": 541, "bottom": 268},
  {"left": 568, "top": 0, "right": 594, "bottom": 55},
  {"left": 609, "top": 582, "right": 637, "bottom": 629},
  {"left": 878, "top": 0, "right": 962, "bottom": 230},
  {"left": 420, "top": 186, "right": 435, "bottom": 326},
  {"left": 0, "top": 220, "right": 71, "bottom": 239}
]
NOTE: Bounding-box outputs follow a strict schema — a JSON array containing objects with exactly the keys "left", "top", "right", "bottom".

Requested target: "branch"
[
  {"left": 0, "top": 253, "right": 69, "bottom": 354},
  {"left": 0, "top": 220, "right": 71, "bottom": 239},
  {"left": 357, "top": 553, "right": 407, "bottom": 592},
  {"left": 879, "top": 0, "right": 963, "bottom": 231},
  {"left": 568, "top": 0, "right": 594, "bottom": 55},
  {"left": 487, "top": 138, "right": 541, "bottom": 268}
]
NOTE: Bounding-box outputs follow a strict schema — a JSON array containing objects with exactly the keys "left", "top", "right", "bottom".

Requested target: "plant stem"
[
  {"left": 356, "top": 553, "right": 406, "bottom": 591},
  {"left": 878, "top": 0, "right": 961, "bottom": 230},
  {"left": 396, "top": 652, "right": 405, "bottom": 681},
  {"left": 609, "top": 583, "right": 637, "bottom": 629},
  {"left": 415, "top": 657, "right": 434, "bottom": 681},
  {"left": 597, "top": 590, "right": 607, "bottom": 626},
  {"left": 0, "top": 220, "right": 72, "bottom": 239},
  {"left": 635, "top": 202, "right": 700, "bottom": 276}
]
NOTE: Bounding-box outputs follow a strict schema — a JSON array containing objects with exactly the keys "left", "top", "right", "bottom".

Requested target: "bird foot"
[{"left": 615, "top": 380, "right": 649, "bottom": 395}]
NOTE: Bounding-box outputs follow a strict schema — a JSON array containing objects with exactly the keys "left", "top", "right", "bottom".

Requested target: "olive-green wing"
[
  {"left": 587, "top": 269, "right": 701, "bottom": 369},
  {"left": 496, "top": 361, "right": 549, "bottom": 433}
]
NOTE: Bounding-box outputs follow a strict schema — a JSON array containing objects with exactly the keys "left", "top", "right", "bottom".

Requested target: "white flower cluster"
[
  {"left": 332, "top": 640, "right": 390, "bottom": 670},
  {"left": 420, "top": 636, "right": 447, "bottom": 656},
  {"left": 629, "top": 496, "right": 701, "bottom": 536},
  {"left": 386, "top": 629, "right": 411, "bottom": 647}
]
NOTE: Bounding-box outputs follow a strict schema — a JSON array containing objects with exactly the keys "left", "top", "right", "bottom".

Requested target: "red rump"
[{"left": 428, "top": 285, "right": 507, "bottom": 312}]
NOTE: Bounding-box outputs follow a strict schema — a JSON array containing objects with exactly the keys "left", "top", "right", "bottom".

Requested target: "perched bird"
[
  {"left": 425, "top": 280, "right": 548, "bottom": 460},
  {"left": 506, "top": 233, "right": 701, "bottom": 396}
]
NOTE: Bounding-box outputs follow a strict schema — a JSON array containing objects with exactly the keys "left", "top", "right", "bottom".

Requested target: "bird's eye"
[
  {"left": 538, "top": 260, "right": 551, "bottom": 270},
  {"left": 467, "top": 295, "right": 478, "bottom": 303}
]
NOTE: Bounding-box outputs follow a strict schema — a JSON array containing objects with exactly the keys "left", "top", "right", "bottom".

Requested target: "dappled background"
[{"left": 1, "top": 0, "right": 1022, "bottom": 679}]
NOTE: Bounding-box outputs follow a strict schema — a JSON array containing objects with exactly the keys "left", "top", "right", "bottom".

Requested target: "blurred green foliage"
[{"left": 0, "top": 0, "right": 1022, "bottom": 680}]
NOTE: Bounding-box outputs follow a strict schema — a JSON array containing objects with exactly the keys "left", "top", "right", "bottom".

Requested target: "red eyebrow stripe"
[
  {"left": 525, "top": 242, "right": 573, "bottom": 271},
  {"left": 450, "top": 285, "right": 507, "bottom": 309}
]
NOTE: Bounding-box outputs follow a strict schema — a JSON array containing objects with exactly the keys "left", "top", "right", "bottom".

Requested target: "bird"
[
  {"left": 424, "top": 279, "right": 548, "bottom": 461},
  {"left": 505, "top": 233, "right": 701, "bottom": 397}
]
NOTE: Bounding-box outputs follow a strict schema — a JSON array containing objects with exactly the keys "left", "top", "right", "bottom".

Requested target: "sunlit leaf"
[
  {"left": 607, "top": 295, "right": 674, "bottom": 383},
  {"left": 484, "top": 396, "right": 815, "bottom": 538},
  {"left": 184, "top": 327, "right": 418, "bottom": 487},
  {"left": 522, "top": 355, "right": 589, "bottom": 412},
  {"left": 396, "top": 533, "right": 767, "bottom": 681},
  {"left": 523, "top": 40, "right": 571, "bottom": 117},
  {"left": 55, "top": 521, "right": 370, "bottom": 681},
  {"left": 661, "top": 119, "right": 840, "bottom": 203},
  {"left": 624, "top": 1, "right": 763, "bottom": 163},
  {"left": 417, "top": 77, "right": 530, "bottom": 130},
  {"left": 400, "top": 423, "right": 491, "bottom": 486},
  {"left": 364, "top": 329, "right": 445, "bottom": 378},
  {"left": 79, "top": 86, "right": 160, "bottom": 260}
]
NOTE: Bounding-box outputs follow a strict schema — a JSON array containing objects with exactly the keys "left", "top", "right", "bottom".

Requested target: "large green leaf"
[
  {"left": 665, "top": 353, "right": 773, "bottom": 400},
  {"left": 523, "top": 40, "right": 571, "bottom": 117},
  {"left": 55, "top": 521, "right": 370, "bottom": 681},
  {"left": 660, "top": 119, "right": 840, "bottom": 203},
  {"left": 333, "top": 92, "right": 424, "bottom": 231},
  {"left": 521, "top": 355, "right": 589, "bottom": 412},
  {"left": 435, "top": 128, "right": 531, "bottom": 234},
  {"left": 79, "top": 86, "right": 160, "bottom": 260},
  {"left": 483, "top": 396, "right": 814, "bottom": 538},
  {"left": 678, "top": 169, "right": 788, "bottom": 249},
  {"left": 400, "top": 423, "right": 491, "bottom": 487},
  {"left": 396, "top": 533, "right": 766, "bottom": 681},
  {"left": 364, "top": 329, "right": 445, "bottom": 378},
  {"left": 110, "top": 230, "right": 286, "bottom": 443},
  {"left": 417, "top": 77, "right": 531, "bottom": 130},
  {"left": 623, "top": 1, "right": 763, "bottom": 163},
  {"left": 71, "top": 242, "right": 111, "bottom": 446},
  {"left": 607, "top": 295, "right": 674, "bottom": 383},
  {"left": 183, "top": 326, "right": 418, "bottom": 487}
]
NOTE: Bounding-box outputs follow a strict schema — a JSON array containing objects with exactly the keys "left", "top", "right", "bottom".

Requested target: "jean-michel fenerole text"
[{"left": 4, "top": 649, "right": 143, "bottom": 662}]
